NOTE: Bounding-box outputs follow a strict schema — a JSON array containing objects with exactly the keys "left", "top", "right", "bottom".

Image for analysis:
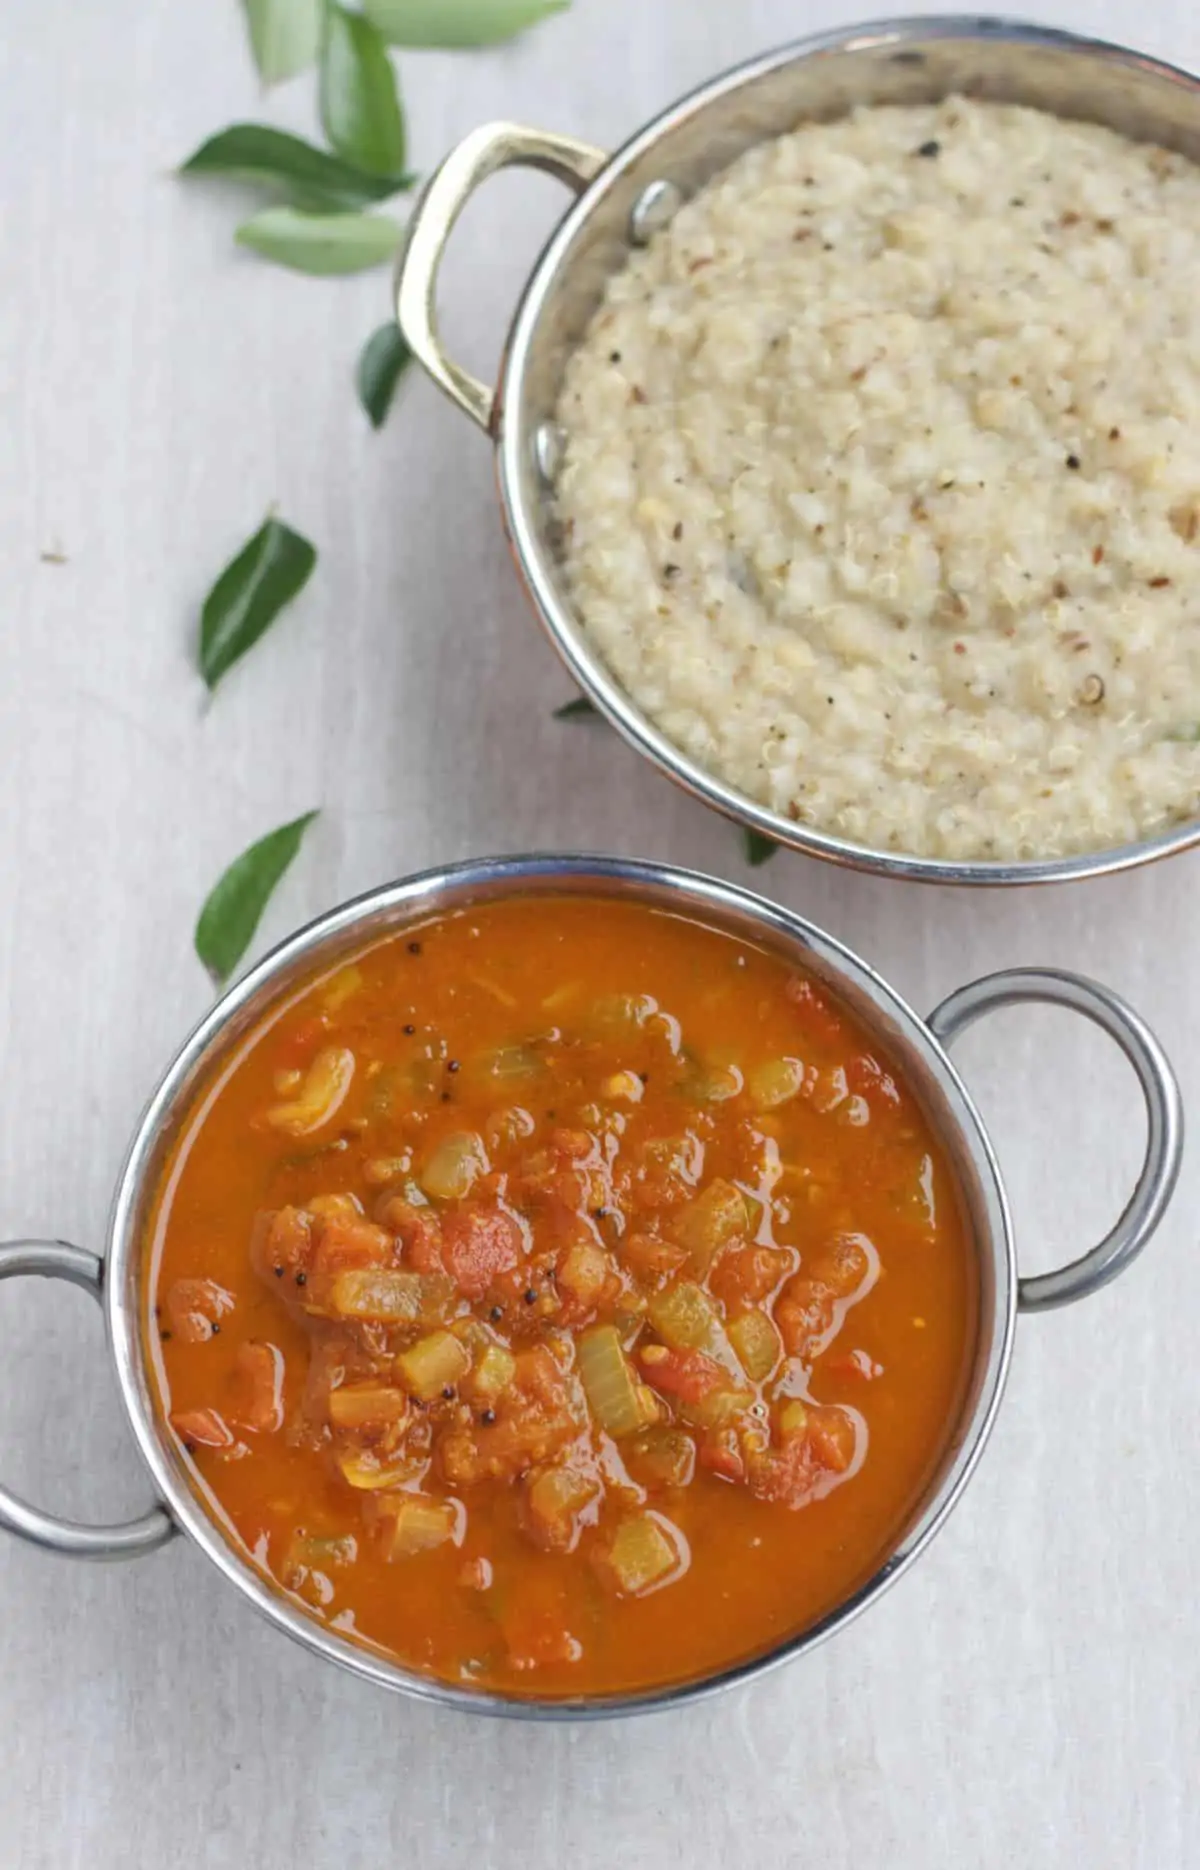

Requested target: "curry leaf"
[
  {"left": 320, "top": 5, "right": 407, "bottom": 179},
  {"left": 180, "top": 125, "right": 413, "bottom": 212},
  {"left": 364, "top": 0, "right": 569, "bottom": 47},
  {"left": 357, "top": 324, "right": 414, "bottom": 427},
  {"left": 236, "top": 207, "right": 402, "bottom": 275},
  {"left": 553, "top": 695, "right": 599, "bottom": 720},
  {"left": 742, "top": 829, "right": 780, "bottom": 867},
  {"left": 242, "top": 0, "right": 323, "bottom": 84},
  {"left": 195, "top": 812, "right": 320, "bottom": 986},
  {"left": 199, "top": 517, "right": 317, "bottom": 690}
]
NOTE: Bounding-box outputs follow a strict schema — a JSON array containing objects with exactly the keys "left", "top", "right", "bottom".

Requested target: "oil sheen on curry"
[{"left": 146, "top": 896, "right": 976, "bottom": 1698}]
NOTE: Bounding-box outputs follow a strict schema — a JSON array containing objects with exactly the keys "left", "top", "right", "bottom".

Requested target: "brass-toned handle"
[
  {"left": 0, "top": 1240, "right": 175, "bottom": 1559},
  {"left": 395, "top": 120, "right": 605, "bottom": 434},
  {"left": 928, "top": 970, "right": 1183, "bottom": 1313}
]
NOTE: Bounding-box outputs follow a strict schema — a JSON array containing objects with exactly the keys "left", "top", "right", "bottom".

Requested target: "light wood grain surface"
[{"left": 1, "top": 1, "right": 1198, "bottom": 1864}]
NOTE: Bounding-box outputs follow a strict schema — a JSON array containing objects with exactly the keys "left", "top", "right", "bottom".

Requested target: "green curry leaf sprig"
[
  {"left": 241, "top": 0, "right": 324, "bottom": 86},
  {"left": 188, "top": 3, "right": 570, "bottom": 986},
  {"left": 181, "top": 126, "right": 408, "bottom": 213},
  {"left": 741, "top": 829, "right": 780, "bottom": 867},
  {"left": 357, "top": 324, "right": 414, "bottom": 426},
  {"left": 184, "top": 0, "right": 569, "bottom": 421},
  {"left": 196, "top": 811, "right": 321, "bottom": 985},
  {"left": 199, "top": 516, "right": 317, "bottom": 690},
  {"left": 364, "top": 0, "right": 569, "bottom": 46}
]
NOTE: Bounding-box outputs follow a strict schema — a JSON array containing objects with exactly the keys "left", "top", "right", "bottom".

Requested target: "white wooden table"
[{"left": 2, "top": 1, "right": 1198, "bottom": 1863}]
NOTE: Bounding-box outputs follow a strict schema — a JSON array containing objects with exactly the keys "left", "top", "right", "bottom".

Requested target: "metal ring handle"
[
  {"left": 395, "top": 120, "right": 606, "bottom": 434},
  {"left": 928, "top": 970, "right": 1183, "bottom": 1314},
  {"left": 0, "top": 1241, "right": 175, "bottom": 1559}
]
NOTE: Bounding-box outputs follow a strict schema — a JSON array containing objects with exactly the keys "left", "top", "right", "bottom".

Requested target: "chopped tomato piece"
[
  {"left": 311, "top": 1214, "right": 392, "bottom": 1276},
  {"left": 164, "top": 1277, "right": 234, "bottom": 1344},
  {"left": 697, "top": 1424, "right": 745, "bottom": 1483},
  {"left": 619, "top": 1232, "right": 687, "bottom": 1285},
  {"left": 748, "top": 1403, "right": 859, "bottom": 1509},
  {"left": 440, "top": 1206, "right": 522, "bottom": 1299},
  {"left": 809, "top": 1233, "right": 879, "bottom": 1302},
  {"left": 230, "top": 1340, "right": 285, "bottom": 1433},
  {"left": 377, "top": 1197, "right": 445, "bottom": 1274},
  {"left": 806, "top": 1402, "right": 859, "bottom": 1474},
  {"left": 629, "top": 1172, "right": 692, "bottom": 1214},
  {"left": 784, "top": 975, "right": 845, "bottom": 1047},
  {"left": 846, "top": 1054, "right": 902, "bottom": 1110},
  {"left": 710, "top": 1244, "right": 791, "bottom": 1310},
  {"left": 636, "top": 1344, "right": 726, "bottom": 1407},
  {"left": 250, "top": 1207, "right": 313, "bottom": 1285},
  {"left": 518, "top": 1131, "right": 610, "bottom": 1218},
  {"left": 747, "top": 1435, "right": 818, "bottom": 1509},
  {"left": 438, "top": 1346, "right": 578, "bottom": 1485},
  {"left": 554, "top": 1165, "right": 611, "bottom": 1215},
  {"left": 776, "top": 1276, "right": 837, "bottom": 1359},
  {"left": 516, "top": 1345, "right": 573, "bottom": 1412},
  {"left": 170, "top": 1407, "right": 235, "bottom": 1449},
  {"left": 404, "top": 1215, "right": 446, "bottom": 1274}
]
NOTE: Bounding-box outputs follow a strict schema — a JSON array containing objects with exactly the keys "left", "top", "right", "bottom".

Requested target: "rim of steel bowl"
[
  {"left": 489, "top": 16, "right": 1200, "bottom": 886},
  {"left": 103, "top": 854, "right": 1016, "bottom": 1720}
]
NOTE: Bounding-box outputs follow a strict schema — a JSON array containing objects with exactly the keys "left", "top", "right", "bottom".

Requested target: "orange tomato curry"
[{"left": 146, "top": 895, "right": 977, "bottom": 1699}]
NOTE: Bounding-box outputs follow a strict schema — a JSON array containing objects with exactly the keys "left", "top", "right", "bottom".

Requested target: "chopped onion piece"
[
  {"left": 727, "top": 1308, "right": 783, "bottom": 1382},
  {"left": 395, "top": 1328, "right": 470, "bottom": 1401},
  {"left": 320, "top": 1269, "right": 450, "bottom": 1325},
  {"left": 523, "top": 1463, "right": 601, "bottom": 1552},
  {"left": 748, "top": 1056, "right": 806, "bottom": 1110},
  {"left": 374, "top": 1494, "right": 464, "bottom": 1559},
  {"left": 647, "top": 1281, "right": 728, "bottom": 1358},
  {"left": 336, "top": 1446, "right": 420, "bottom": 1491},
  {"left": 595, "top": 1511, "right": 687, "bottom": 1597},
  {"left": 578, "top": 1324, "right": 650, "bottom": 1437},
  {"left": 419, "top": 1130, "right": 488, "bottom": 1202},
  {"left": 328, "top": 1383, "right": 408, "bottom": 1432},
  {"left": 626, "top": 1427, "right": 696, "bottom": 1491},
  {"left": 266, "top": 1046, "right": 356, "bottom": 1136},
  {"left": 670, "top": 1178, "right": 749, "bottom": 1273},
  {"left": 471, "top": 1343, "right": 517, "bottom": 1400}
]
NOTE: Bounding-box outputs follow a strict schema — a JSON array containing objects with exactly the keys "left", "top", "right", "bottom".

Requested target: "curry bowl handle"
[
  {"left": 395, "top": 120, "right": 606, "bottom": 434},
  {"left": 928, "top": 970, "right": 1182, "bottom": 1314},
  {"left": 0, "top": 1240, "right": 175, "bottom": 1559}
]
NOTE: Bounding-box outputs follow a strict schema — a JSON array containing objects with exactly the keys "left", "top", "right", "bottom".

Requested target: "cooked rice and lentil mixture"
[{"left": 553, "top": 98, "right": 1200, "bottom": 861}]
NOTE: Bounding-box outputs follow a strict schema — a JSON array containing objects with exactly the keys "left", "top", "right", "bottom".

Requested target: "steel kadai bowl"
[
  {"left": 0, "top": 856, "right": 1184, "bottom": 1717},
  {"left": 396, "top": 14, "right": 1200, "bottom": 886}
]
